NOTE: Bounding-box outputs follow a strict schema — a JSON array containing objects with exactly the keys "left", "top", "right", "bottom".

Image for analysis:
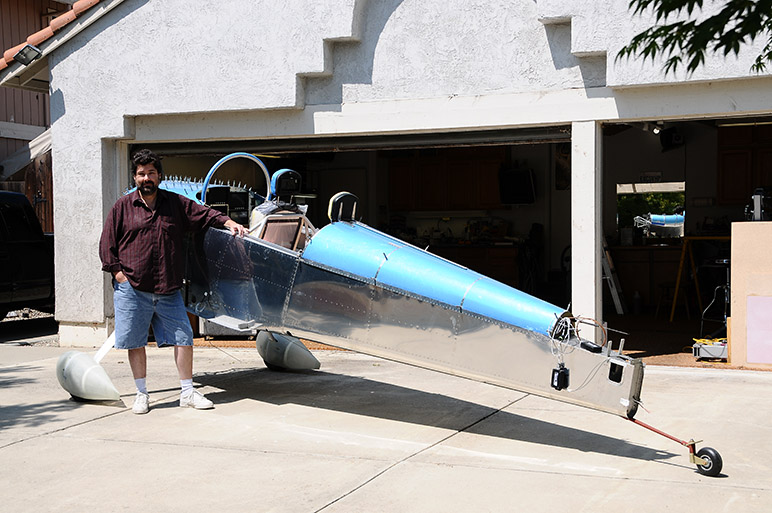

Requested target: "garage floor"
[{"left": 605, "top": 312, "right": 743, "bottom": 370}]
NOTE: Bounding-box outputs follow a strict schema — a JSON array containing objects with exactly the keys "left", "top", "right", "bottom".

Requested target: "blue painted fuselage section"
[{"left": 302, "top": 222, "right": 565, "bottom": 337}]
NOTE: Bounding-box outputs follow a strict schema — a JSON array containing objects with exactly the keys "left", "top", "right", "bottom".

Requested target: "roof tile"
[
  {"left": 4, "top": 43, "right": 27, "bottom": 63},
  {"left": 73, "top": 0, "right": 101, "bottom": 16},
  {"left": 28, "top": 27, "right": 56, "bottom": 47},
  {"left": 50, "top": 11, "right": 78, "bottom": 33}
]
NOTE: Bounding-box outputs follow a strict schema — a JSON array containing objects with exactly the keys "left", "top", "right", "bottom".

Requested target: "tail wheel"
[{"left": 695, "top": 447, "right": 723, "bottom": 476}]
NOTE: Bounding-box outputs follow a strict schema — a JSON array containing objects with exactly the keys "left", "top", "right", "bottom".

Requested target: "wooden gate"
[{"left": 24, "top": 150, "right": 54, "bottom": 232}]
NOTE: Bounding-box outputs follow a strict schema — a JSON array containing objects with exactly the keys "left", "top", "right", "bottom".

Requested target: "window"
[{"left": 617, "top": 182, "right": 685, "bottom": 240}]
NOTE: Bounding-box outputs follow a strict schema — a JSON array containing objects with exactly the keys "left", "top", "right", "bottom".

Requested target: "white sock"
[
  {"left": 135, "top": 377, "right": 147, "bottom": 395},
  {"left": 180, "top": 379, "right": 193, "bottom": 395}
]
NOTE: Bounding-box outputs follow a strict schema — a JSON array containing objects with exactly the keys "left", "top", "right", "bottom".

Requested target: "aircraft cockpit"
[{"left": 247, "top": 168, "right": 316, "bottom": 252}]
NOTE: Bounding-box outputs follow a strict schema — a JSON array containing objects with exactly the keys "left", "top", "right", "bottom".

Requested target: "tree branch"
[{"left": 617, "top": 0, "right": 772, "bottom": 74}]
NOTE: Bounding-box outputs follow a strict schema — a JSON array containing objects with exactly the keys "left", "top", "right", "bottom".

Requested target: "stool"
[{"left": 656, "top": 282, "right": 690, "bottom": 319}]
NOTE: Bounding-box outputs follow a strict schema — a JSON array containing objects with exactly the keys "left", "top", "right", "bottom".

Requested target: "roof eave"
[
  {"left": 0, "top": 0, "right": 126, "bottom": 92},
  {"left": 2, "top": 56, "right": 51, "bottom": 93}
]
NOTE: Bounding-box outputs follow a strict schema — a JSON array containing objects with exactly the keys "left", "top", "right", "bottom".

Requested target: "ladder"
[{"left": 602, "top": 241, "right": 626, "bottom": 314}]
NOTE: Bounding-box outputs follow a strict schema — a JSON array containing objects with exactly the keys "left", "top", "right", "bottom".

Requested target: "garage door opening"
[{"left": 136, "top": 127, "right": 573, "bottom": 309}]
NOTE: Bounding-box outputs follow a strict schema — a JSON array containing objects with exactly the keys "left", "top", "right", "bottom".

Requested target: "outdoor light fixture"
[{"left": 13, "top": 44, "right": 42, "bottom": 66}]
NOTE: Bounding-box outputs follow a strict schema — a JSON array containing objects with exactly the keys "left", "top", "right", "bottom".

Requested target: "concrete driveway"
[{"left": 1, "top": 344, "right": 770, "bottom": 512}]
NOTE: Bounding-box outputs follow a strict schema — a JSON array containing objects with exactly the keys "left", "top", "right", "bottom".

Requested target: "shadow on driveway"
[{"left": 195, "top": 367, "right": 677, "bottom": 463}]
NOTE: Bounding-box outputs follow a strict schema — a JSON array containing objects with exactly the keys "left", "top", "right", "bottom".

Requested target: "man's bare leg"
[
  {"left": 174, "top": 345, "right": 193, "bottom": 380},
  {"left": 128, "top": 347, "right": 147, "bottom": 379},
  {"left": 128, "top": 347, "right": 150, "bottom": 414}
]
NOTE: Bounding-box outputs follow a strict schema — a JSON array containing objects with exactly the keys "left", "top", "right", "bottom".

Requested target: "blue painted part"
[
  {"left": 202, "top": 152, "right": 269, "bottom": 203},
  {"left": 158, "top": 181, "right": 203, "bottom": 202},
  {"left": 376, "top": 246, "right": 479, "bottom": 307},
  {"left": 463, "top": 279, "right": 564, "bottom": 335},
  {"left": 650, "top": 213, "right": 684, "bottom": 226},
  {"left": 303, "top": 222, "right": 565, "bottom": 335},
  {"left": 302, "top": 222, "right": 398, "bottom": 280},
  {"left": 270, "top": 169, "right": 294, "bottom": 200}
]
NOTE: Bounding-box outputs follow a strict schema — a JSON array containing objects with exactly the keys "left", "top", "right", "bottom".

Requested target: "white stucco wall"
[
  {"left": 46, "top": 0, "right": 772, "bottom": 343},
  {"left": 537, "top": 0, "right": 769, "bottom": 87}
]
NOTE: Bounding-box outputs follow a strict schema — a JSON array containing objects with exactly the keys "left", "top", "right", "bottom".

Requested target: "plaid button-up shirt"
[{"left": 99, "top": 189, "right": 230, "bottom": 294}]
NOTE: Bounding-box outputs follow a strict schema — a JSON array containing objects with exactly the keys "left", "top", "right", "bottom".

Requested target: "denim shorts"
[{"left": 113, "top": 280, "right": 194, "bottom": 350}]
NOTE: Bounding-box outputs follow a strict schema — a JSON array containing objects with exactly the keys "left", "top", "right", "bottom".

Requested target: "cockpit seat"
[
  {"left": 248, "top": 168, "right": 314, "bottom": 251},
  {"left": 328, "top": 192, "right": 359, "bottom": 223}
]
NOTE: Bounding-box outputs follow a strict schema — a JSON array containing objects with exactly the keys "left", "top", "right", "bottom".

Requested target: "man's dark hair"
[{"left": 131, "top": 149, "right": 163, "bottom": 176}]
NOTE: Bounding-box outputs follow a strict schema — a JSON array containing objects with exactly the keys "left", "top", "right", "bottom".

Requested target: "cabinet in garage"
[
  {"left": 717, "top": 124, "right": 772, "bottom": 205},
  {"left": 387, "top": 147, "right": 507, "bottom": 211}
]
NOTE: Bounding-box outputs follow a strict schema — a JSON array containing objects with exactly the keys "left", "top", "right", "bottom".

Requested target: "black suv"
[{"left": 0, "top": 191, "right": 54, "bottom": 320}]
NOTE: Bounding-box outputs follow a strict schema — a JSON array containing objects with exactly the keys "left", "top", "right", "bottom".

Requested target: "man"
[{"left": 99, "top": 149, "right": 247, "bottom": 414}]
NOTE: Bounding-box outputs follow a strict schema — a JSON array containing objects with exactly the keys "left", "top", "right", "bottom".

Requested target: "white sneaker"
[
  {"left": 132, "top": 392, "right": 149, "bottom": 414},
  {"left": 180, "top": 389, "right": 214, "bottom": 409}
]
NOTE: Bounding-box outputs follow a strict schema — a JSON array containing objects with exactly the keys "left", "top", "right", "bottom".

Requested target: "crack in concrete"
[{"left": 314, "top": 395, "right": 530, "bottom": 512}]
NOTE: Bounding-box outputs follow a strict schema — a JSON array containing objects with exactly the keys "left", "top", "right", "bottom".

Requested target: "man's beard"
[{"left": 139, "top": 182, "right": 157, "bottom": 195}]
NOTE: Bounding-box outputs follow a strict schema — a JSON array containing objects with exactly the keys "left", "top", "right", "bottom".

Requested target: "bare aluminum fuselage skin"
[{"left": 186, "top": 222, "right": 644, "bottom": 418}]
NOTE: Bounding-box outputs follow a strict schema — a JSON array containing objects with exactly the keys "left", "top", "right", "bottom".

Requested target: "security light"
[{"left": 13, "top": 44, "right": 42, "bottom": 66}]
